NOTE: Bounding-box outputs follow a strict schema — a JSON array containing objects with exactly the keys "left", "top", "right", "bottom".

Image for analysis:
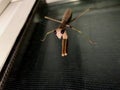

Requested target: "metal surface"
[{"left": 4, "top": 0, "right": 120, "bottom": 90}]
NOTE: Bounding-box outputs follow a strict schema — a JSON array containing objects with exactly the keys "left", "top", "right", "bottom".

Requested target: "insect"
[{"left": 41, "top": 8, "right": 95, "bottom": 57}]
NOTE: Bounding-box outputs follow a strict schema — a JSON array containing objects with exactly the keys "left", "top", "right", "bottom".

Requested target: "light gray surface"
[
  {"left": 0, "top": 0, "right": 11, "bottom": 15},
  {"left": 0, "top": 0, "right": 36, "bottom": 72}
]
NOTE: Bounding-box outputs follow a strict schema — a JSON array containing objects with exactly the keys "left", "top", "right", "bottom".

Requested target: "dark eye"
[
  {"left": 61, "top": 30, "right": 65, "bottom": 34},
  {"left": 54, "top": 30, "right": 56, "bottom": 34}
]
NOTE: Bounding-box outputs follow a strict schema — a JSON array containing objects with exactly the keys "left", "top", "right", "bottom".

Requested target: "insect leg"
[
  {"left": 70, "top": 8, "right": 90, "bottom": 23},
  {"left": 62, "top": 31, "right": 68, "bottom": 56},
  {"left": 41, "top": 30, "right": 55, "bottom": 42},
  {"left": 64, "top": 39, "right": 68, "bottom": 56},
  {"left": 44, "top": 16, "right": 61, "bottom": 23},
  {"left": 62, "top": 39, "right": 65, "bottom": 56},
  {"left": 69, "top": 25, "right": 95, "bottom": 45}
]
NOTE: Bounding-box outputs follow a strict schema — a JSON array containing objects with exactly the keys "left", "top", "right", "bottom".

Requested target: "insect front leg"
[
  {"left": 62, "top": 39, "right": 65, "bottom": 56},
  {"left": 64, "top": 39, "right": 68, "bottom": 56},
  {"left": 61, "top": 31, "right": 68, "bottom": 57}
]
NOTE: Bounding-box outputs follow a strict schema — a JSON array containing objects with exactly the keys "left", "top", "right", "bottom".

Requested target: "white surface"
[
  {"left": 11, "top": 0, "right": 20, "bottom": 2},
  {"left": 0, "top": 0, "right": 11, "bottom": 15},
  {"left": 47, "top": 0, "right": 79, "bottom": 3},
  {"left": 47, "top": 0, "right": 62, "bottom": 3},
  {"left": 0, "top": 0, "right": 36, "bottom": 71}
]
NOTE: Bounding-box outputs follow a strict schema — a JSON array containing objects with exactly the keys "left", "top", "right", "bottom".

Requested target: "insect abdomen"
[{"left": 62, "top": 8, "right": 72, "bottom": 23}]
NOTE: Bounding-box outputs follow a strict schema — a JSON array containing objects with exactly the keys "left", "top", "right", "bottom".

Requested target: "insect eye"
[
  {"left": 61, "top": 30, "right": 65, "bottom": 34},
  {"left": 54, "top": 30, "right": 56, "bottom": 34}
]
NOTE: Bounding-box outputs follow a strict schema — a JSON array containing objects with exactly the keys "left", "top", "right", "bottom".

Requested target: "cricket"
[{"left": 41, "top": 8, "right": 95, "bottom": 57}]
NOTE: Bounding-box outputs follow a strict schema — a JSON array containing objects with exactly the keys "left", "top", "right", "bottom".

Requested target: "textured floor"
[{"left": 4, "top": 0, "right": 120, "bottom": 90}]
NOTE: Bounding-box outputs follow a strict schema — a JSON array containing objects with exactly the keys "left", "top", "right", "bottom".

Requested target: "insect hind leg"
[{"left": 68, "top": 25, "right": 96, "bottom": 45}]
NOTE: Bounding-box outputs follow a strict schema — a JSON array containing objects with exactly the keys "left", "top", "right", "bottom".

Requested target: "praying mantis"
[{"left": 41, "top": 8, "right": 95, "bottom": 57}]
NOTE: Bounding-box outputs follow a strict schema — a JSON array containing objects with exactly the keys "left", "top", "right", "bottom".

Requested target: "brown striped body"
[{"left": 59, "top": 8, "right": 72, "bottom": 29}]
